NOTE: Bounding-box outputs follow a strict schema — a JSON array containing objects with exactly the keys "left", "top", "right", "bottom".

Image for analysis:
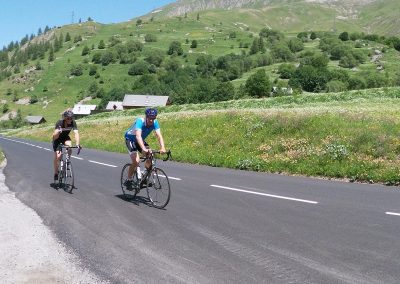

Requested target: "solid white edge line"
[
  {"left": 386, "top": 212, "right": 400, "bottom": 216},
  {"left": 210, "top": 184, "right": 318, "bottom": 204},
  {"left": 88, "top": 160, "right": 117, "bottom": 168}
]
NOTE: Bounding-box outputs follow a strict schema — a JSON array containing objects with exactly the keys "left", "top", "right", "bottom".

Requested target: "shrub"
[
  {"left": 128, "top": 60, "right": 149, "bottom": 76},
  {"left": 326, "top": 80, "right": 347, "bottom": 92},
  {"left": 245, "top": 69, "right": 272, "bottom": 97},
  {"left": 278, "top": 63, "right": 296, "bottom": 79},
  {"left": 70, "top": 65, "right": 83, "bottom": 76},
  {"left": 144, "top": 34, "right": 157, "bottom": 43}
]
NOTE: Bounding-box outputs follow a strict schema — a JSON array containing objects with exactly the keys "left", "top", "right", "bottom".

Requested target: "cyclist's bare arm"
[
  {"left": 135, "top": 129, "right": 149, "bottom": 153},
  {"left": 73, "top": 129, "right": 80, "bottom": 146},
  {"left": 154, "top": 129, "right": 166, "bottom": 153},
  {"left": 52, "top": 127, "right": 62, "bottom": 140}
]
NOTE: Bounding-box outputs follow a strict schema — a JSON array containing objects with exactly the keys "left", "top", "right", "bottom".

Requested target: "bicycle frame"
[
  {"left": 56, "top": 145, "right": 81, "bottom": 192},
  {"left": 139, "top": 150, "right": 171, "bottom": 179},
  {"left": 120, "top": 150, "right": 171, "bottom": 208}
]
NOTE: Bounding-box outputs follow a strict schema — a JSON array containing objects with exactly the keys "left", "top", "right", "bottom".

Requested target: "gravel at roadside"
[{"left": 0, "top": 160, "right": 107, "bottom": 284}]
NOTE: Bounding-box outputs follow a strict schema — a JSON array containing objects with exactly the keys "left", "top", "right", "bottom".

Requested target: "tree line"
[{"left": 2, "top": 24, "right": 400, "bottom": 108}]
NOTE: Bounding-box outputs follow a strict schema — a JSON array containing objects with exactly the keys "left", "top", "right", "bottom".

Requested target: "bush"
[
  {"left": 81, "top": 45, "right": 90, "bottom": 56},
  {"left": 167, "top": 41, "right": 183, "bottom": 56},
  {"left": 101, "top": 51, "right": 115, "bottom": 66},
  {"left": 190, "top": 40, "right": 198, "bottom": 48},
  {"left": 70, "top": 65, "right": 83, "bottom": 76},
  {"left": 278, "top": 63, "right": 296, "bottom": 79},
  {"left": 29, "top": 95, "right": 38, "bottom": 104},
  {"left": 126, "top": 40, "right": 143, "bottom": 52},
  {"left": 128, "top": 60, "right": 149, "bottom": 75},
  {"left": 144, "top": 34, "right": 157, "bottom": 43},
  {"left": 289, "top": 65, "right": 330, "bottom": 92},
  {"left": 326, "top": 80, "right": 347, "bottom": 92},
  {"left": 245, "top": 69, "right": 272, "bottom": 97},
  {"left": 89, "top": 65, "right": 97, "bottom": 76}
]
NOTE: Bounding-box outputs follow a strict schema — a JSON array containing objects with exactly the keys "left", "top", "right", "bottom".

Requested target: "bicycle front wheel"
[
  {"left": 63, "top": 161, "right": 74, "bottom": 193},
  {"left": 57, "top": 160, "right": 65, "bottom": 188},
  {"left": 146, "top": 167, "right": 170, "bottom": 209}
]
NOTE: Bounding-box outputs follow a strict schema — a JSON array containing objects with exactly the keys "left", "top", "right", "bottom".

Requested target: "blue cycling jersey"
[{"left": 124, "top": 117, "right": 160, "bottom": 142}]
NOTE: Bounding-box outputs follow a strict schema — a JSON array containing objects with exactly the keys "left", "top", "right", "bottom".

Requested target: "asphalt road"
[{"left": 1, "top": 136, "right": 399, "bottom": 283}]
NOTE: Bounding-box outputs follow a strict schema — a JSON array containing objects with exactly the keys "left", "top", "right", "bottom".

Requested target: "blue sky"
[{"left": 0, "top": 0, "right": 176, "bottom": 48}]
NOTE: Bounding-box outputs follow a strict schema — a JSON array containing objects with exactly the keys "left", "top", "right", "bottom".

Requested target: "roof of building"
[
  {"left": 106, "top": 101, "right": 124, "bottom": 110},
  {"left": 25, "top": 116, "right": 46, "bottom": 124},
  {"left": 72, "top": 104, "right": 97, "bottom": 115},
  {"left": 122, "top": 95, "right": 169, "bottom": 107}
]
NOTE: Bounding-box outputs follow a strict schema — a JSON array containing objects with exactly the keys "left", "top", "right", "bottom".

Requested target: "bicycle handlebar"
[
  {"left": 58, "top": 145, "right": 82, "bottom": 155},
  {"left": 58, "top": 127, "right": 75, "bottom": 132},
  {"left": 140, "top": 150, "right": 171, "bottom": 161}
]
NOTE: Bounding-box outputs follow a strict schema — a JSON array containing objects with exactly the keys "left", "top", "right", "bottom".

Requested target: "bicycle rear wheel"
[
  {"left": 120, "top": 163, "right": 139, "bottom": 199},
  {"left": 63, "top": 160, "right": 74, "bottom": 192},
  {"left": 146, "top": 167, "right": 170, "bottom": 209}
]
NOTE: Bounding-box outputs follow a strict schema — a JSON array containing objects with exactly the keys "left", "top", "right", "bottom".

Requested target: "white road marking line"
[
  {"left": 386, "top": 212, "right": 400, "bottom": 216},
  {"left": 88, "top": 160, "right": 117, "bottom": 167},
  {"left": 210, "top": 184, "right": 318, "bottom": 204},
  {"left": 158, "top": 174, "right": 181, "bottom": 180},
  {"left": 72, "top": 156, "right": 83, "bottom": 160}
]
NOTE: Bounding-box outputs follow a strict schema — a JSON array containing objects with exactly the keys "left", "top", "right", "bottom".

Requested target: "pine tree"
[
  {"left": 48, "top": 47, "right": 54, "bottom": 62},
  {"left": 65, "top": 32, "right": 71, "bottom": 42}
]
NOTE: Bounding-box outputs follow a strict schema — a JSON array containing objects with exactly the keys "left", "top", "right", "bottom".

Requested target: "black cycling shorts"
[
  {"left": 53, "top": 136, "right": 71, "bottom": 152},
  {"left": 125, "top": 139, "right": 149, "bottom": 153}
]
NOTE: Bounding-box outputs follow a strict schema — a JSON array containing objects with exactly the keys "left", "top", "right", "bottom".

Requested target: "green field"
[
  {"left": 5, "top": 87, "right": 400, "bottom": 185},
  {"left": 1, "top": 1, "right": 400, "bottom": 186}
]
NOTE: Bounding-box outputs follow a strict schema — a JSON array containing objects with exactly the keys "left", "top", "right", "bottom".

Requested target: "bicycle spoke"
[{"left": 146, "top": 168, "right": 170, "bottom": 209}]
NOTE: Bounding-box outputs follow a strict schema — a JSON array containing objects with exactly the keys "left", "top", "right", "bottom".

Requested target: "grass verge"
[{"left": 5, "top": 88, "right": 400, "bottom": 185}]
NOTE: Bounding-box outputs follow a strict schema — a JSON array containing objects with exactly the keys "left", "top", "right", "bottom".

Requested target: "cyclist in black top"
[{"left": 52, "top": 110, "right": 80, "bottom": 181}]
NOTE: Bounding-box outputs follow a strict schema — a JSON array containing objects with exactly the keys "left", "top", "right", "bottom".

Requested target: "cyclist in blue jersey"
[{"left": 124, "top": 108, "right": 166, "bottom": 187}]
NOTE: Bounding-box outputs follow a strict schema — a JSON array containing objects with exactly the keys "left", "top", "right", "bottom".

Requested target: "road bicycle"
[
  {"left": 120, "top": 150, "right": 171, "bottom": 209},
  {"left": 56, "top": 144, "right": 81, "bottom": 192}
]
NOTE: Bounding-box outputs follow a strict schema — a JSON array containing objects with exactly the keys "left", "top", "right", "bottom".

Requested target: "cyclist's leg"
[
  {"left": 125, "top": 139, "right": 139, "bottom": 180},
  {"left": 53, "top": 140, "right": 62, "bottom": 179},
  {"left": 143, "top": 141, "right": 151, "bottom": 171},
  {"left": 64, "top": 138, "right": 72, "bottom": 157}
]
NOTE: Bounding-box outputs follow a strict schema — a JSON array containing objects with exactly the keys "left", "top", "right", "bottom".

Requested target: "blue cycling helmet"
[{"left": 145, "top": 108, "right": 158, "bottom": 118}]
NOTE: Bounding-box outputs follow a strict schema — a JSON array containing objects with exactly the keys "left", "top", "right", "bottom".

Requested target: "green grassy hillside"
[
  {"left": 6, "top": 87, "right": 400, "bottom": 185},
  {"left": 1, "top": 7, "right": 400, "bottom": 124}
]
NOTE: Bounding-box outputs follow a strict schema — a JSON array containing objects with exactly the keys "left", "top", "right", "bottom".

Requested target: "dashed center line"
[
  {"left": 159, "top": 174, "right": 181, "bottom": 180},
  {"left": 88, "top": 160, "right": 118, "bottom": 167},
  {"left": 72, "top": 156, "right": 83, "bottom": 160},
  {"left": 210, "top": 184, "right": 318, "bottom": 204},
  {"left": 386, "top": 212, "right": 400, "bottom": 216}
]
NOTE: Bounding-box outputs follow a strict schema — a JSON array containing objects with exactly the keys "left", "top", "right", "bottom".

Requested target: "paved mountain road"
[{"left": 0, "top": 136, "right": 399, "bottom": 283}]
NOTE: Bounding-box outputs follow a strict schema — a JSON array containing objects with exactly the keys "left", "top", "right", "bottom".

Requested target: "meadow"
[{"left": 6, "top": 87, "right": 400, "bottom": 185}]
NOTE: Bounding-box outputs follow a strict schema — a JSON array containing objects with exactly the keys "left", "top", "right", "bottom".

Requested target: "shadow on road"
[
  {"left": 49, "top": 183, "right": 75, "bottom": 194},
  {"left": 115, "top": 194, "right": 154, "bottom": 207}
]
